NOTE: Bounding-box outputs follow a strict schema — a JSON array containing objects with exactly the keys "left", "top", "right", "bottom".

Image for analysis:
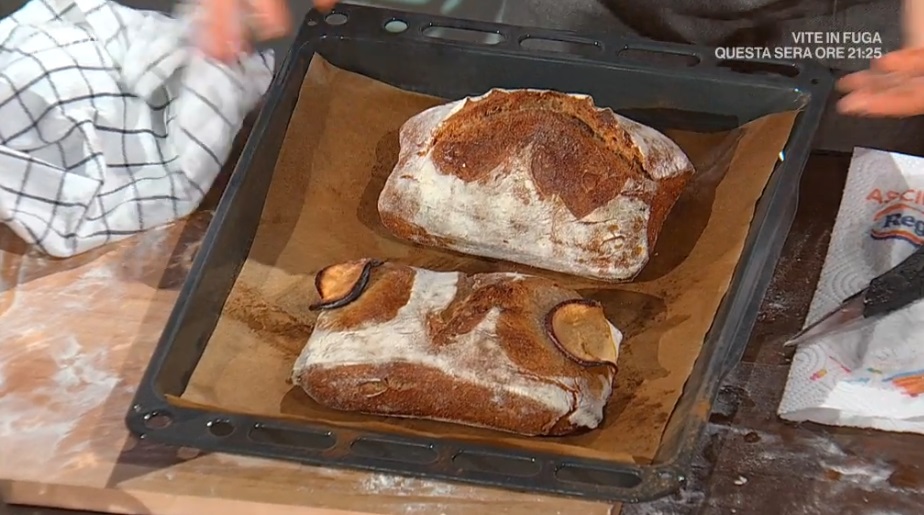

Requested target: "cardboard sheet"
[{"left": 177, "top": 55, "right": 798, "bottom": 464}]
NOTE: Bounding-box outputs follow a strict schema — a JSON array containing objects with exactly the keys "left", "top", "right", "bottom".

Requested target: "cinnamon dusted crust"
[
  {"left": 377, "top": 89, "right": 695, "bottom": 282},
  {"left": 293, "top": 259, "right": 623, "bottom": 436}
]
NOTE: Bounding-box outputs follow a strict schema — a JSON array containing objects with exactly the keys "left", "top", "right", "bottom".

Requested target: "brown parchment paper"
[{"left": 175, "top": 55, "right": 799, "bottom": 464}]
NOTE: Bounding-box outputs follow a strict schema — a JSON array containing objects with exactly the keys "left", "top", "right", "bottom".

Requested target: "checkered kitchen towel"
[{"left": 0, "top": 0, "right": 273, "bottom": 257}]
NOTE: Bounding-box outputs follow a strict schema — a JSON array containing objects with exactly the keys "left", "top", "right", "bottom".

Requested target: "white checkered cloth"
[{"left": 0, "top": 0, "right": 274, "bottom": 257}]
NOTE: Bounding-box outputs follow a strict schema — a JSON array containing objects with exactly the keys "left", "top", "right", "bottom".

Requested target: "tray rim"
[{"left": 124, "top": 3, "right": 833, "bottom": 504}]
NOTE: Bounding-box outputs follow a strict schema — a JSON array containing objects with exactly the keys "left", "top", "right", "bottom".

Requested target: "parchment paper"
[{"left": 176, "top": 55, "right": 798, "bottom": 464}]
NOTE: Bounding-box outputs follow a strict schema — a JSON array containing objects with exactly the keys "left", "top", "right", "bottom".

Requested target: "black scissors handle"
[{"left": 865, "top": 245, "right": 924, "bottom": 318}]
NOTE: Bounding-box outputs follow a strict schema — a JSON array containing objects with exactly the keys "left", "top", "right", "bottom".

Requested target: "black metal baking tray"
[{"left": 126, "top": 3, "right": 831, "bottom": 503}]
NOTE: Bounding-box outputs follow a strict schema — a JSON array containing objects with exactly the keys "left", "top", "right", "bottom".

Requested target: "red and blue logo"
[{"left": 870, "top": 202, "right": 924, "bottom": 247}]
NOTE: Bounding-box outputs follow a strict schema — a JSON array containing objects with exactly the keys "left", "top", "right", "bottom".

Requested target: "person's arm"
[
  {"left": 906, "top": 0, "right": 924, "bottom": 48},
  {"left": 837, "top": 0, "right": 924, "bottom": 117}
]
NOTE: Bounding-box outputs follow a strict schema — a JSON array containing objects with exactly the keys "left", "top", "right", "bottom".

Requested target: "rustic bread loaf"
[
  {"left": 377, "top": 89, "right": 695, "bottom": 281},
  {"left": 292, "top": 258, "right": 622, "bottom": 436}
]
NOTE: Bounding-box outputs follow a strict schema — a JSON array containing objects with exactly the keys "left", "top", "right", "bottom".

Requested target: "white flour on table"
[{"left": 0, "top": 226, "right": 170, "bottom": 475}]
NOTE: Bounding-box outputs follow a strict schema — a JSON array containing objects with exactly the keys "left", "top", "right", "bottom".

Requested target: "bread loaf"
[
  {"left": 377, "top": 89, "right": 695, "bottom": 281},
  {"left": 292, "top": 258, "right": 623, "bottom": 436}
]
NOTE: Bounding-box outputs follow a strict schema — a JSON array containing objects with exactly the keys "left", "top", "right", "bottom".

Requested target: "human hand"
[
  {"left": 836, "top": 50, "right": 924, "bottom": 117},
  {"left": 199, "top": 0, "right": 340, "bottom": 62},
  {"left": 836, "top": 0, "right": 924, "bottom": 117}
]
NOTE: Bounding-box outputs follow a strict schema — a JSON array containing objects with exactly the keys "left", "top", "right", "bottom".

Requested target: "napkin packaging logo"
[
  {"left": 867, "top": 188, "right": 924, "bottom": 247},
  {"left": 870, "top": 203, "right": 924, "bottom": 246}
]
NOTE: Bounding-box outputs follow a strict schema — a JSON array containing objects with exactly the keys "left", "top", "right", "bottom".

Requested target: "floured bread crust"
[
  {"left": 377, "top": 89, "right": 695, "bottom": 281},
  {"left": 292, "top": 259, "right": 623, "bottom": 436}
]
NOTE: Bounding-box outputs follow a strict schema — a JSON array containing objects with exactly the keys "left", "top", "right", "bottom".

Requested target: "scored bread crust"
[
  {"left": 377, "top": 88, "right": 695, "bottom": 282},
  {"left": 292, "top": 259, "right": 623, "bottom": 436}
]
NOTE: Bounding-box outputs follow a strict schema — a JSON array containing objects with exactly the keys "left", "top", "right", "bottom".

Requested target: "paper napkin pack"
[{"left": 778, "top": 147, "right": 924, "bottom": 433}]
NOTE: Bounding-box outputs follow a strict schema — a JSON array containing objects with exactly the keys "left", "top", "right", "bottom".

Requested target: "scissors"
[{"left": 784, "top": 244, "right": 924, "bottom": 347}]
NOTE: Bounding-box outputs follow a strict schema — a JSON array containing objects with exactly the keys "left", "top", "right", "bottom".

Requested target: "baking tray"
[{"left": 125, "top": 3, "right": 831, "bottom": 503}]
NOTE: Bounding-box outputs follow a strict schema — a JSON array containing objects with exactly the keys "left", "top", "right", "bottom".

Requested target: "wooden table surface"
[{"left": 3, "top": 152, "right": 924, "bottom": 515}]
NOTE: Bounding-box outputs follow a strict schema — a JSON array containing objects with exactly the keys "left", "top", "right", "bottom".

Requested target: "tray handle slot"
[
  {"left": 451, "top": 451, "right": 542, "bottom": 478},
  {"left": 350, "top": 437, "right": 439, "bottom": 464},
  {"left": 206, "top": 419, "right": 236, "bottom": 437},
  {"left": 142, "top": 410, "right": 174, "bottom": 430},
  {"left": 717, "top": 59, "right": 801, "bottom": 78},
  {"left": 324, "top": 12, "right": 348, "bottom": 26},
  {"left": 555, "top": 463, "right": 643, "bottom": 489},
  {"left": 518, "top": 35, "right": 603, "bottom": 57},
  {"left": 616, "top": 46, "right": 701, "bottom": 68},
  {"left": 383, "top": 18, "right": 409, "bottom": 34},
  {"left": 421, "top": 24, "right": 506, "bottom": 46},
  {"left": 248, "top": 424, "right": 337, "bottom": 450}
]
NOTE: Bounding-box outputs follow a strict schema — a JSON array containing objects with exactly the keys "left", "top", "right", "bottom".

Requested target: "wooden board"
[{"left": 0, "top": 211, "right": 617, "bottom": 515}]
